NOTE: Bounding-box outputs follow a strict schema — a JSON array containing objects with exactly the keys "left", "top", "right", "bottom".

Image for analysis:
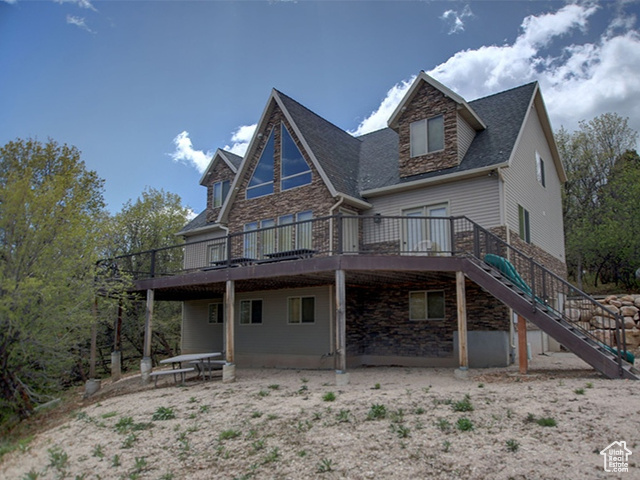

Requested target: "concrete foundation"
[
  {"left": 111, "top": 351, "right": 121, "bottom": 382},
  {"left": 223, "top": 363, "right": 236, "bottom": 383},
  {"left": 140, "top": 357, "right": 152, "bottom": 384}
]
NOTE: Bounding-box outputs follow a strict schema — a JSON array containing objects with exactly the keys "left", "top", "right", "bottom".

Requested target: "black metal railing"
[{"left": 97, "top": 214, "right": 629, "bottom": 373}]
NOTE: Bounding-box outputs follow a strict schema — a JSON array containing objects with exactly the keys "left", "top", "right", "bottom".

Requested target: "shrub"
[
  {"left": 456, "top": 417, "right": 474, "bottom": 431},
  {"left": 452, "top": 394, "right": 474, "bottom": 412},
  {"left": 152, "top": 407, "right": 176, "bottom": 421},
  {"left": 322, "top": 391, "right": 336, "bottom": 402},
  {"left": 367, "top": 404, "right": 387, "bottom": 420}
]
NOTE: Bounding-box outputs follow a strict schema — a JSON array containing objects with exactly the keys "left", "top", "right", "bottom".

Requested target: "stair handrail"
[{"left": 453, "top": 216, "right": 629, "bottom": 374}]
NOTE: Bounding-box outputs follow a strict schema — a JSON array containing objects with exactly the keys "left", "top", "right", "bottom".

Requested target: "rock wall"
[{"left": 565, "top": 294, "right": 640, "bottom": 354}]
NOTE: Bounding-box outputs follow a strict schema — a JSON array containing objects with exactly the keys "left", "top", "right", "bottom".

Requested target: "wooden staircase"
[{"left": 462, "top": 256, "right": 639, "bottom": 380}]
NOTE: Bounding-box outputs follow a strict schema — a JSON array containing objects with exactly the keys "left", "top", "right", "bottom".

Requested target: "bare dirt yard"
[{"left": 1, "top": 353, "right": 638, "bottom": 480}]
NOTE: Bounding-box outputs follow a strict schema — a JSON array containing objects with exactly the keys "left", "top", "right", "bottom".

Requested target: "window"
[
  {"left": 240, "top": 299, "right": 263, "bottom": 325},
  {"left": 288, "top": 296, "right": 315, "bottom": 324},
  {"left": 261, "top": 219, "right": 276, "bottom": 256},
  {"left": 518, "top": 205, "right": 531, "bottom": 243},
  {"left": 244, "top": 221, "right": 258, "bottom": 258},
  {"left": 278, "top": 214, "right": 294, "bottom": 252},
  {"left": 410, "top": 115, "right": 444, "bottom": 157},
  {"left": 209, "top": 242, "right": 226, "bottom": 263},
  {"left": 213, "top": 180, "right": 230, "bottom": 208},
  {"left": 281, "top": 124, "right": 312, "bottom": 190},
  {"left": 536, "top": 152, "right": 546, "bottom": 187},
  {"left": 247, "top": 129, "right": 275, "bottom": 199},
  {"left": 296, "top": 211, "right": 313, "bottom": 249},
  {"left": 409, "top": 291, "right": 445, "bottom": 320},
  {"left": 208, "top": 302, "right": 224, "bottom": 324}
]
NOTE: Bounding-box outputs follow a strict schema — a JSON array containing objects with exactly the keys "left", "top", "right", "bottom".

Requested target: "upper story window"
[
  {"left": 410, "top": 115, "right": 444, "bottom": 157},
  {"left": 281, "top": 124, "right": 312, "bottom": 190},
  {"left": 247, "top": 129, "right": 275, "bottom": 199},
  {"left": 213, "top": 180, "right": 230, "bottom": 208},
  {"left": 536, "top": 152, "right": 546, "bottom": 188}
]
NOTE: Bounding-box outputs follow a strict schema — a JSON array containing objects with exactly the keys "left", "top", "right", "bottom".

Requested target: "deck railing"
[{"left": 97, "top": 214, "right": 628, "bottom": 373}]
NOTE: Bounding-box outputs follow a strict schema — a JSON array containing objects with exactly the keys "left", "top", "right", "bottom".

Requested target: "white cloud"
[
  {"left": 349, "top": 78, "right": 415, "bottom": 136},
  {"left": 170, "top": 131, "right": 213, "bottom": 174},
  {"left": 350, "top": 3, "right": 640, "bottom": 139},
  {"left": 55, "top": 0, "right": 98, "bottom": 11},
  {"left": 441, "top": 5, "right": 474, "bottom": 35},
  {"left": 223, "top": 124, "right": 257, "bottom": 156},
  {"left": 66, "top": 15, "right": 95, "bottom": 33}
]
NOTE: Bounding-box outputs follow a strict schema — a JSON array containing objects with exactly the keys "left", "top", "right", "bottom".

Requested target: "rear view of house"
[{"left": 114, "top": 72, "right": 637, "bottom": 381}]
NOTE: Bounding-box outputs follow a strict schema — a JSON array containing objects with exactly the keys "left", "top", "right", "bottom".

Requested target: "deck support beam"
[
  {"left": 335, "top": 269, "right": 349, "bottom": 385},
  {"left": 456, "top": 271, "right": 469, "bottom": 370},
  {"left": 141, "top": 288, "right": 154, "bottom": 384},
  {"left": 223, "top": 279, "right": 236, "bottom": 383},
  {"left": 517, "top": 315, "right": 528, "bottom": 374}
]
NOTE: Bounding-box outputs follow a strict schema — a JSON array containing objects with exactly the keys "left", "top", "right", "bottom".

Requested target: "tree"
[
  {"left": 558, "top": 113, "right": 639, "bottom": 289},
  {"left": 100, "top": 188, "right": 191, "bottom": 371},
  {"left": 0, "top": 138, "right": 105, "bottom": 425}
]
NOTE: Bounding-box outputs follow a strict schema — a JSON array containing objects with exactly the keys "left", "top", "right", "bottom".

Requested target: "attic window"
[
  {"left": 247, "top": 129, "right": 275, "bottom": 199},
  {"left": 410, "top": 115, "right": 444, "bottom": 157},
  {"left": 281, "top": 124, "right": 312, "bottom": 190},
  {"left": 213, "top": 180, "right": 230, "bottom": 208}
]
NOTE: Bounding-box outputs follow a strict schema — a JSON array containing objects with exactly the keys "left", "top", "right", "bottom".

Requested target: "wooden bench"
[{"left": 149, "top": 367, "right": 195, "bottom": 387}]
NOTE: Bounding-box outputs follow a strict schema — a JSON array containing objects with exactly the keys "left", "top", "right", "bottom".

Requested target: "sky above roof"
[{"left": 2, "top": 0, "right": 639, "bottom": 215}]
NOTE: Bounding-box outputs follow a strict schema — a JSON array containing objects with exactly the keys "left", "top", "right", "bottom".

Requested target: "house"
[{"left": 119, "top": 72, "right": 638, "bottom": 382}]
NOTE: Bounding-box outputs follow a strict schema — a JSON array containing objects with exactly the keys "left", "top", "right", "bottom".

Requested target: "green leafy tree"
[
  {"left": 101, "top": 188, "right": 191, "bottom": 370},
  {"left": 558, "top": 113, "right": 639, "bottom": 289},
  {"left": 0, "top": 138, "right": 105, "bottom": 425}
]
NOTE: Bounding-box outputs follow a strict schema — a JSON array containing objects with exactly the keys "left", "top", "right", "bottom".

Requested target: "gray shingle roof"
[
  {"left": 180, "top": 80, "right": 537, "bottom": 234},
  {"left": 356, "top": 82, "right": 537, "bottom": 191},
  {"left": 276, "top": 90, "right": 362, "bottom": 199}
]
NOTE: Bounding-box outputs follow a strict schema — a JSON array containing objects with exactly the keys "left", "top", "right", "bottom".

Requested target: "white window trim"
[
  {"left": 410, "top": 115, "right": 445, "bottom": 157},
  {"left": 287, "top": 296, "right": 316, "bottom": 325},
  {"left": 239, "top": 298, "right": 263, "bottom": 325},
  {"left": 409, "top": 290, "right": 445, "bottom": 321}
]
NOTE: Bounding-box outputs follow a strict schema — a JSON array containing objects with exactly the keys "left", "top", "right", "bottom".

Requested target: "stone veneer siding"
[
  {"left": 510, "top": 230, "right": 567, "bottom": 279},
  {"left": 225, "top": 105, "right": 337, "bottom": 253},
  {"left": 397, "top": 82, "right": 459, "bottom": 178},
  {"left": 204, "top": 160, "right": 237, "bottom": 224},
  {"left": 345, "top": 273, "right": 510, "bottom": 358}
]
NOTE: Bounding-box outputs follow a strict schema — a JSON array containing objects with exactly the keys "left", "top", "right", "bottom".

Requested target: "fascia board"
[
  {"left": 533, "top": 88, "right": 566, "bottom": 183},
  {"left": 361, "top": 163, "right": 508, "bottom": 198}
]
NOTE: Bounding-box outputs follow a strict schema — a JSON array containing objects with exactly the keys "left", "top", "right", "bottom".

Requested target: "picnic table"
[{"left": 159, "top": 352, "right": 224, "bottom": 380}]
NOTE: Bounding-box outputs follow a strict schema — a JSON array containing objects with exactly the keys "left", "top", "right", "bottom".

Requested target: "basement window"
[
  {"left": 208, "top": 302, "right": 224, "bottom": 324},
  {"left": 240, "top": 299, "right": 263, "bottom": 325},
  {"left": 409, "top": 290, "right": 445, "bottom": 320},
  {"left": 288, "top": 296, "right": 315, "bottom": 324}
]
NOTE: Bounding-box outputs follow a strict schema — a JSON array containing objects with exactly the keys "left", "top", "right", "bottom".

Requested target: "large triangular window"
[
  {"left": 281, "top": 124, "right": 312, "bottom": 190},
  {"left": 247, "top": 129, "right": 275, "bottom": 199}
]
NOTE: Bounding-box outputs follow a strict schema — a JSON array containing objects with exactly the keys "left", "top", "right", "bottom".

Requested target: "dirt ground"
[{"left": 1, "top": 353, "right": 638, "bottom": 480}]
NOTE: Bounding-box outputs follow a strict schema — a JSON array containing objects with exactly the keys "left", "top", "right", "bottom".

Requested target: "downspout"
[{"left": 329, "top": 195, "right": 346, "bottom": 253}]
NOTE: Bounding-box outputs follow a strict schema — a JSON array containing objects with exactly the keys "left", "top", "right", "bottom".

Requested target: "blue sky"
[{"left": 2, "top": 1, "right": 640, "bottom": 215}]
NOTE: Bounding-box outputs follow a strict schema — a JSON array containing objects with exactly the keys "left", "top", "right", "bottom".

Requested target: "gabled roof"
[
  {"left": 276, "top": 90, "right": 362, "bottom": 199},
  {"left": 199, "top": 149, "right": 242, "bottom": 186},
  {"left": 359, "top": 82, "right": 538, "bottom": 194},
  {"left": 388, "top": 71, "right": 486, "bottom": 131}
]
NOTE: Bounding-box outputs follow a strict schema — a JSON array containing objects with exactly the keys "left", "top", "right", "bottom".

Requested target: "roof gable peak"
[{"left": 388, "top": 71, "right": 486, "bottom": 131}]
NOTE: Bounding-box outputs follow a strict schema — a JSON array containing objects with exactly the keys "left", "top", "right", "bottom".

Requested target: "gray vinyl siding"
[
  {"left": 182, "top": 300, "right": 225, "bottom": 353},
  {"left": 183, "top": 230, "right": 227, "bottom": 270},
  {"left": 457, "top": 114, "right": 476, "bottom": 163},
  {"left": 366, "top": 175, "right": 501, "bottom": 228},
  {"left": 182, "top": 286, "right": 331, "bottom": 356},
  {"left": 502, "top": 105, "right": 565, "bottom": 261}
]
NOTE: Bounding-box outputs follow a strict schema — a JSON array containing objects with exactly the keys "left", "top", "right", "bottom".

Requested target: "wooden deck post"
[
  {"left": 223, "top": 280, "right": 236, "bottom": 383},
  {"left": 335, "top": 270, "right": 348, "bottom": 384},
  {"left": 517, "top": 315, "right": 528, "bottom": 374},
  {"left": 456, "top": 271, "right": 469, "bottom": 370},
  {"left": 141, "top": 288, "right": 154, "bottom": 384},
  {"left": 111, "top": 300, "right": 122, "bottom": 381}
]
